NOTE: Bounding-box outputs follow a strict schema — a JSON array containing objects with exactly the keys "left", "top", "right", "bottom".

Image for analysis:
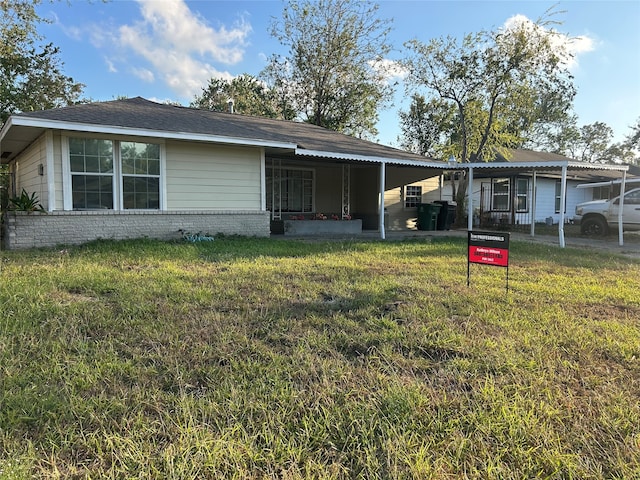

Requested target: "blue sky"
[{"left": 37, "top": 0, "right": 640, "bottom": 149}]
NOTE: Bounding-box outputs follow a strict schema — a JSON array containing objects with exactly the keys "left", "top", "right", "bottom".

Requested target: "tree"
[
  {"left": 1, "top": 0, "right": 84, "bottom": 125},
  {"left": 542, "top": 119, "right": 639, "bottom": 165},
  {"left": 402, "top": 11, "right": 576, "bottom": 221},
  {"left": 398, "top": 94, "right": 456, "bottom": 157},
  {"left": 191, "top": 74, "right": 294, "bottom": 119},
  {"left": 262, "top": 0, "right": 394, "bottom": 138}
]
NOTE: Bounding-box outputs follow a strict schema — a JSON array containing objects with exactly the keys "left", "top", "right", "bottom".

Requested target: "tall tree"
[
  {"left": 541, "top": 119, "right": 639, "bottom": 164},
  {"left": 191, "top": 74, "right": 295, "bottom": 119},
  {"left": 398, "top": 94, "right": 456, "bottom": 157},
  {"left": 1, "top": 0, "right": 84, "bottom": 124},
  {"left": 262, "top": 0, "right": 394, "bottom": 138},
  {"left": 402, "top": 11, "right": 576, "bottom": 220}
]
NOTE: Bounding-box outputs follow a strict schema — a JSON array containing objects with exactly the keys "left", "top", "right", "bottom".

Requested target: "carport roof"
[
  {"left": 1, "top": 96, "right": 446, "bottom": 168},
  {"left": 468, "top": 149, "right": 629, "bottom": 178}
]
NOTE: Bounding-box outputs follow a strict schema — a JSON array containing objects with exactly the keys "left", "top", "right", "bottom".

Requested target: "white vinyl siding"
[{"left": 165, "top": 141, "right": 262, "bottom": 210}]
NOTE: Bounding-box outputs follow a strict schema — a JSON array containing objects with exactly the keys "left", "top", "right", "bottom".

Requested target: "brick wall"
[{"left": 3, "top": 210, "right": 270, "bottom": 250}]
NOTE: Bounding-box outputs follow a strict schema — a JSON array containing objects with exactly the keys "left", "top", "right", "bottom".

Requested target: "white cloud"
[
  {"left": 370, "top": 59, "right": 408, "bottom": 83},
  {"left": 502, "top": 14, "right": 595, "bottom": 70},
  {"left": 117, "top": 0, "right": 252, "bottom": 98},
  {"left": 104, "top": 57, "right": 118, "bottom": 73},
  {"left": 131, "top": 67, "right": 155, "bottom": 83}
]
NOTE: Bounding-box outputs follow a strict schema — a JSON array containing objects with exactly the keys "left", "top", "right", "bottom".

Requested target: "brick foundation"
[{"left": 3, "top": 210, "right": 270, "bottom": 250}]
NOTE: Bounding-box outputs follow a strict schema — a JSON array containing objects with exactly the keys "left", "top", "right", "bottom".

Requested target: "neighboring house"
[
  {"left": 436, "top": 149, "right": 634, "bottom": 228},
  {"left": 0, "top": 97, "right": 448, "bottom": 249}
]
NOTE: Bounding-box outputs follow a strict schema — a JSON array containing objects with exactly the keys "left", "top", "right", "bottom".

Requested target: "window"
[
  {"left": 121, "top": 142, "right": 160, "bottom": 209},
  {"left": 515, "top": 178, "right": 528, "bottom": 212},
  {"left": 491, "top": 178, "right": 510, "bottom": 211},
  {"left": 404, "top": 185, "right": 422, "bottom": 208},
  {"left": 266, "top": 167, "right": 313, "bottom": 213},
  {"left": 555, "top": 181, "right": 562, "bottom": 213},
  {"left": 68, "top": 137, "right": 161, "bottom": 211},
  {"left": 69, "top": 138, "right": 114, "bottom": 209},
  {"left": 619, "top": 189, "right": 640, "bottom": 205}
]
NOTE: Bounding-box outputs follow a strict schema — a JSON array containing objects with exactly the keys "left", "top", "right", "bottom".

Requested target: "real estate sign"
[{"left": 467, "top": 231, "right": 510, "bottom": 290}]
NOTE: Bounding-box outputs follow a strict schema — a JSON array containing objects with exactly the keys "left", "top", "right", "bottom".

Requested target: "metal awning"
[{"left": 465, "top": 161, "right": 629, "bottom": 247}]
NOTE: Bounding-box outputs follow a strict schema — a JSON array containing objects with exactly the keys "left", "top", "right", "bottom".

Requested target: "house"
[
  {"left": 460, "top": 150, "right": 629, "bottom": 247},
  {"left": 0, "top": 97, "right": 449, "bottom": 249}
]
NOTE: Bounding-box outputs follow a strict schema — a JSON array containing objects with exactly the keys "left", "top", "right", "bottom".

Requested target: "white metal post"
[
  {"left": 618, "top": 170, "right": 627, "bottom": 246},
  {"left": 379, "top": 162, "right": 386, "bottom": 240},
  {"left": 467, "top": 167, "right": 474, "bottom": 231},
  {"left": 530, "top": 171, "right": 537, "bottom": 237},
  {"left": 559, "top": 165, "right": 567, "bottom": 248}
]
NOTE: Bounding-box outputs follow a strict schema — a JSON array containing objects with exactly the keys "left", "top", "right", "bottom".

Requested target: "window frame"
[
  {"left": 266, "top": 166, "right": 315, "bottom": 214},
  {"left": 404, "top": 185, "right": 422, "bottom": 209},
  {"left": 491, "top": 178, "right": 510, "bottom": 211},
  {"left": 63, "top": 135, "right": 165, "bottom": 211},
  {"left": 515, "top": 177, "right": 529, "bottom": 213},
  {"left": 68, "top": 137, "right": 115, "bottom": 210}
]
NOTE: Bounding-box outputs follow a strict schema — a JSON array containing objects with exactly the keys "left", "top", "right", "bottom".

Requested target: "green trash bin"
[{"left": 417, "top": 203, "right": 441, "bottom": 231}]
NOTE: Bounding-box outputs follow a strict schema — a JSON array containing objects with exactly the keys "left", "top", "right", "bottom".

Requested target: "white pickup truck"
[{"left": 574, "top": 187, "right": 640, "bottom": 236}]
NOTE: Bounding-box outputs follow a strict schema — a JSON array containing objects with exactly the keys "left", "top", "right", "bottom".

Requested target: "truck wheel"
[{"left": 581, "top": 217, "right": 608, "bottom": 237}]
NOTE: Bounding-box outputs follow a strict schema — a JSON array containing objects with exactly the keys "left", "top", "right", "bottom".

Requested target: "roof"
[
  {"left": 468, "top": 148, "right": 629, "bottom": 181},
  {"left": 0, "top": 97, "right": 443, "bottom": 167}
]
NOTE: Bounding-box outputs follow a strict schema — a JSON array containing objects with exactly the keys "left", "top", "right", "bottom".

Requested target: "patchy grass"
[{"left": 0, "top": 237, "right": 638, "bottom": 479}]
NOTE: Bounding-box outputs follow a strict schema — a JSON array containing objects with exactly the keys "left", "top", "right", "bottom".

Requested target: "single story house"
[{"left": 0, "top": 97, "right": 451, "bottom": 249}]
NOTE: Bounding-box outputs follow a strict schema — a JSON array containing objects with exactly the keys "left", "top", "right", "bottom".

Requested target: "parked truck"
[{"left": 574, "top": 187, "right": 640, "bottom": 236}]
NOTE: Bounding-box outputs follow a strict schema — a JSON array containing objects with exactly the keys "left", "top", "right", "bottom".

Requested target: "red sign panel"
[
  {"left": 468, "top": 245, "right": 509, "bottom": 267},
  {"left": 467, "top": 231, "right": 511, "bottom": 290},
  {"left": 467, "top": 231, "right": 510, "bottom": 268}
]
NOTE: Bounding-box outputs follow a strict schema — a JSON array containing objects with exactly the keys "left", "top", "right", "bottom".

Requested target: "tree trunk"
[{"left": 454, "top": 175, "right": 468, "bottom": 227}]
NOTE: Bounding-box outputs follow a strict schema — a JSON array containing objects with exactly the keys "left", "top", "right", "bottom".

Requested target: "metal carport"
[{"left": 465, "top": 161, "right": 629, "bottom": 247}]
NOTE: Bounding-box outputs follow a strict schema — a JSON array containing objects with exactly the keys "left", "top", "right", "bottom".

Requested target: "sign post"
[{"left": 467, "top": 231, "right": 511, "bottom": 291}]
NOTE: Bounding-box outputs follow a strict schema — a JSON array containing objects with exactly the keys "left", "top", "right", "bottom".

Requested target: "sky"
[{"left": 36, "top": 0, "right": 640, "bottom": 149}]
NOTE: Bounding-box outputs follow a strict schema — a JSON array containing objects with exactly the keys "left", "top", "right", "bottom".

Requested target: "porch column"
[
  {"left": 467, "top": 166, "right": 474, "bottom": 231},
  {"left": 558, "top": 165, "right": 567, "bottom": 248},
  {"left": 618, "top": 170, "right": 627, "bottom": 246},
  {"left": 379, "top": 161, "right": 386, "bottom": 240}
]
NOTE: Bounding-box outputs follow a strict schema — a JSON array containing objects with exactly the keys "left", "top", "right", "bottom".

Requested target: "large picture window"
[{"left": 68, "top": 137, "right": 161, "bottom": 211}]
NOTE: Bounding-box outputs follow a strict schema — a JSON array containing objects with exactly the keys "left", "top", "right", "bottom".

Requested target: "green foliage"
[
  {"left": 402, "top": 10, "right": 576, "bottom": 163},
  {"left": 191, "top": 74, "right": 294, "bottom": 119},
  {"left": 262, "top": 0, "right": 393, "bottom": 139},
  {"left": 1, "top": 0, "right": 84, "bottom": 124},
  {"left": 401, "top": 10, "right": 577, "bottom": 220},
  {"left": 8, "top": 188, "right": 45, "bottom": 212},
  {"left": 0, "top": 238, "right": 638, "bottom": 478}
]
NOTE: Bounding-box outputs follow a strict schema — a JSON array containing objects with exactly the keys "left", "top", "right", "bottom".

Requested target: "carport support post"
[
  {"left": 530, "top": 171, "right": 537, "bottom": 237},
  {"left": 379, "top": 161, "right": 386, "bottom": 240},
  {"left": 467, "top": 166, "right": 474, "bottom": 231},
  {"left": 559, "top": 165, "right": 567, "bottom": 248},
  {"left": 618, "top": 170, "right": 627, "bottom": 246}
]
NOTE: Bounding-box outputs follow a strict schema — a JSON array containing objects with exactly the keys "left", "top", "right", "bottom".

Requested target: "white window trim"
[
  {"left": 515, "top": 177, "right": 529, "bottom": 213},
  {"left": 63, "top": 135, "right": 166, "bottom": 211},
  {"left": 403, "top": 185, "right": 422, "bottom": 209}
]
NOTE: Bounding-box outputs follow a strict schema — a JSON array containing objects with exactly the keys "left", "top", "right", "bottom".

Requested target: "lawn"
[{"left": 0, "top": 237, "right": 638, "bottom": 479}]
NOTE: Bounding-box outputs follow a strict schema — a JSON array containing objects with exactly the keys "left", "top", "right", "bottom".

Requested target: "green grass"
[{"left": 0, "top": 236, "right": 638, "bottom": 479}]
